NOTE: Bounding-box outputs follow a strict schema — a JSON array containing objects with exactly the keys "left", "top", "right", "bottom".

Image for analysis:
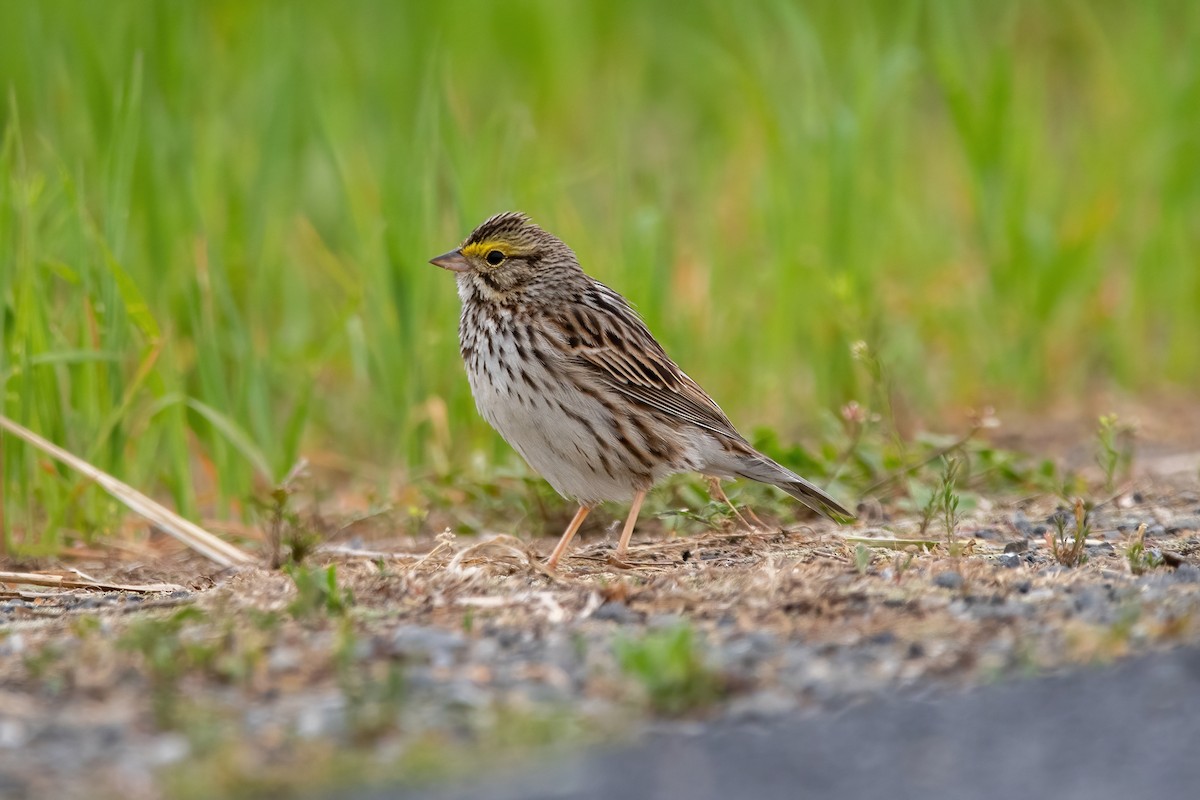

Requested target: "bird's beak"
[{"left": 429, "top": 249, "right": 471, "bottom": 273}]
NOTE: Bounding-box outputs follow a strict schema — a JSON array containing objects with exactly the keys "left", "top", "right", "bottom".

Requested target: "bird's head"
[{"left": 430, "top": 211, "right": 577, "bottom": 298}]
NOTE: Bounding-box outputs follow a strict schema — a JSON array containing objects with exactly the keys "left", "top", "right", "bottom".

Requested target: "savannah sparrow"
[{"left": 431, "top": 212, "right": 851, "bottom": 569}]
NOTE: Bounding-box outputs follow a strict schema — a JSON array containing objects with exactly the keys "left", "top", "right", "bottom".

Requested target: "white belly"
[
  {"left": 467, "top": 358, "right": 639, "bottom": 504},
  {"left": 463, "top": 325, "right": 704, "bottom": 505}
]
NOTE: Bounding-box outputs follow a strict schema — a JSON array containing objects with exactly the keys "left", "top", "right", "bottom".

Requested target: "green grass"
[
  {"left": 2, "top": 1, "right": 1199, "bottom": 551},
  {"left": 285, "top": 563, "right": 354, "bottom": 620},
  {"left": 614, "top": 624, "right": 724, "bottom": 716}
]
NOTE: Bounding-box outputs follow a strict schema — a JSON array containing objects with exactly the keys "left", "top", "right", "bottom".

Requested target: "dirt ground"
[{"left": 2, "top": 445, "right": 1200, "bottom": 799}]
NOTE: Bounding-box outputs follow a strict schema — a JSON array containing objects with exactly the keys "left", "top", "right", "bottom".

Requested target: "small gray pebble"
[
  {"left": 715, "top": 632, "right": 779, "bottom": 673},
  {"left": 591, "top": 601, "right": 639, "bottom": 624},
  {"left": 295, "top": 695, "right": 348, "bottom": 739},
  {"left": 470, "top": 637, "right": 501, "bottom": 662},
  {"left": 390, "top": 625, "right": 467, "bottom": 668},
  {"left": 933, "top": 571, "right": 963, "bottom": 590},
  {"left": 142, "top": 733, "right": 190, "bottom": 766},
  {"left": 0, "top": 632, "right": 24, "bottom": 656},
  {"left": 444, "top": 679, "right": 492, "bottom": 709},
  {"left": 724, "top": 690, "right": 798, "bottom": 722},
  {"left": 494, "top": 627, "right": 531, "bottom": 649},
  {"left": 1071, "top": 587, "right": 1109, "bottom": 617},
  {"left": 267, "top": 646, "right": 303, "bottom": 673},
  {"left": 512, "top": 680, "right": 573, "bottom": 705},
  {"left": 647, "top": 613, "right": 687, "bottom": 629},
  {"left": 1011, "top": 512, "right": 1035, "bottom": 536},
  {"left": 0, "top": 718, "right": 29, "bottom": 748},
  {"left": 998, "top": 553, "right": 1021, "bottom": 569},
  {"left": 1172, "top": 564, "right": 1200, "bottom": 584}
]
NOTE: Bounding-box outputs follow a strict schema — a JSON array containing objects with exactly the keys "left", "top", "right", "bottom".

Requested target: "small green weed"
[
  {"left": 1096, "top": 414, "right": 1134, "bottom": 493},
  {"left": 247, "top": 608, "right": 284, "bottom": 632},
  {"left": 1125, "top": 523, "right": 1163, "bottom": 575},
  {"left": 892, "top": 550, "right": 917, "bottom": 579},
  {"left": 1047, "top": 498, "right": 1091, "bottom": 568},
  {"left": 285, "top": 563, "right": 354, "bottom": 620},
  {"left": 119, "top": 607, "right": 209, "bottom": 678},
  {"left": 936, "top": 457, "right": 963, "bottom": 541},
  {"left": 262, "top": 461, "right": 321, "bottom": 568},
  {"left": 614, "top": 624, "right": 723, "bottom": 716},
  {"left": 1104, "top": 604, "right": 1143, "bottom": 655},
  {"left": 118, "top": 607, "right": 209, "bottom": 725},
  {"left": 653, "top": 474, "right": 742, "bottom": 534},
  {"left": 23, "top": 644, "right": 64, "bottom": 693},
  {"left": 854, "top": 543, "right": 874, "bottom": 575},
  {"left": 68, "top": 614, "right": 102, "bottom": 638},
  {"left": 918, "top": 455, "right": 964, "bottom": 541},
  {"left": 118, "top": 606, "right": 275, "bottom": 726},
  {"left": 334, "top": 622, "right": 407, "bottom": 743}
]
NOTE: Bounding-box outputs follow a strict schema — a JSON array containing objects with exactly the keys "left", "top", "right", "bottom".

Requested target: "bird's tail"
[{"left": 734, "top": 452, "right": 854, "bottom": 521}]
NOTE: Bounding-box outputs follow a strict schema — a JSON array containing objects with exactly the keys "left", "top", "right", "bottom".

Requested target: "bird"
[{"left": 430, "top": 211, "right": 851, "bottom": 569}]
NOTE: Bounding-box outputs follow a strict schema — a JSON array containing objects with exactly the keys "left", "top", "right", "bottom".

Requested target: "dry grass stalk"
[
  {"left": 0, "top": 570, "right": 185, "bottom": 593},
  {"left": 0, "top": 414, "right": 255, "bottom": 568}
]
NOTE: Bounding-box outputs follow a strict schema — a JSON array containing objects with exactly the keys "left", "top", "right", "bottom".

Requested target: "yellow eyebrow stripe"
[{"left": 461, "top": 241, "right": 503, "bottom": 259}]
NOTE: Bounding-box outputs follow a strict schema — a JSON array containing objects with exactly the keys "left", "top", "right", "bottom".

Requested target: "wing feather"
[{"left": 550, "top": 282, "right": 745, "bottom": 441}]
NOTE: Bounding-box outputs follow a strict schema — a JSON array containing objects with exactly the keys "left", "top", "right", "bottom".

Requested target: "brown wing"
[{"left": 548, "top": 282, "right": 746, "bottom": 442}]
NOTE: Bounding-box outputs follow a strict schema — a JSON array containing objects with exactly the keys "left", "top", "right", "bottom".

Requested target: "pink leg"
[
  {"left": 615, "top": 490, "right": 647, "bottom": 558},
  {"left": 546, "top": 505, "right": 591, "bottom": 570}
]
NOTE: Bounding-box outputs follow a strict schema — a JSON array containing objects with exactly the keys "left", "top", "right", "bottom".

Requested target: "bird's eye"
[{"left": 485, "top": 250, "right": 505, "bottom": 266}]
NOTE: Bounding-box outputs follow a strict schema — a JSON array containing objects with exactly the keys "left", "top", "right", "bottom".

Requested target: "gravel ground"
[
  {"left": 398, "top": 644, "right": 1200, "bottom": 800},
  {"left": 2, "top": 473, "right": 1200, "bottom": 798}
]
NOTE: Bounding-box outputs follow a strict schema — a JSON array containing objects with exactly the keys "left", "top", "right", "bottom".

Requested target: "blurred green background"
[{"left": 2, "top": 0, "right": 1198, "bottom": 550}]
